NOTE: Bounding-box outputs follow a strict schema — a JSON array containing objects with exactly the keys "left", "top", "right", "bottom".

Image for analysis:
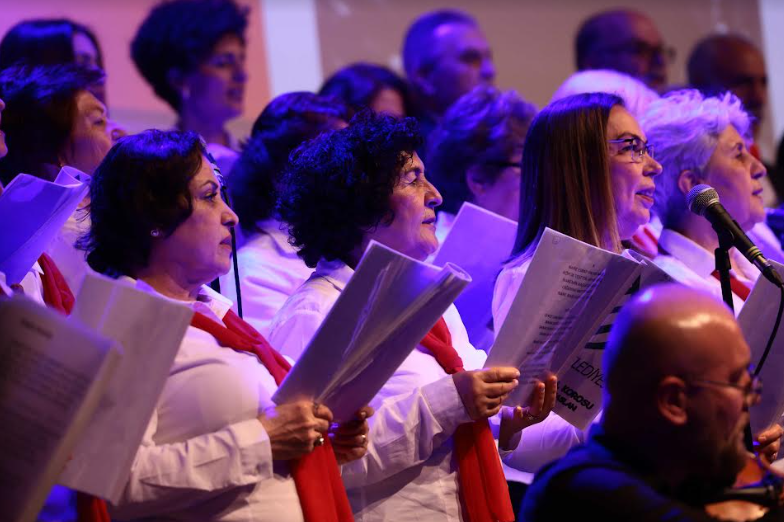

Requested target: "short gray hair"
[
  {"left": 551, "top": 69, "right": 659, "bottom": 120},
  {"left": 640, "top": 89, "right": 751, "bottom": 228}
]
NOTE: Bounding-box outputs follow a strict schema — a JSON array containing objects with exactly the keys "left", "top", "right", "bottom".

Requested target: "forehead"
[
  {"left": 210, "top": 33, "right": 245, "bottom": 54},
  {"left": 607, "top": 105, "right": 645, "bottom": 139},
  {"left": 721, "top": 44, "right": 766, "bottom": 76},
  {"left": 715, "top": 125, "right": 744, "bottom": 148},
  {"left": 405, "top": 151, "right": 424, "bottom": 172},
  {"left": 602, "top": 13, "right": 662, "bottom": 46},
  {"left": 432, "top": 22, "right": 489, "bottom": 55},
  {"left": 72, "top": 31, "right": 98, "bottom": 57},
  {"left": 190, "top": 156, "right": 219, "bottom": 187},
  {"left": 75, "top": 90, "right": 106, "bottom": 114}
]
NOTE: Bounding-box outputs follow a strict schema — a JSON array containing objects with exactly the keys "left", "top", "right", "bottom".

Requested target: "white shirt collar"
[
  {"left": 658, "top": 229, "right": 716, "bottom": 277},
  {"left": 256, "top": 219, "right": 297, "bottom": 255},
  {"left": 314, "top": 258, "right": 354, "bottom": 292},
  {"left": 125, "top": 276, "right": 234, "bottom": 320}
]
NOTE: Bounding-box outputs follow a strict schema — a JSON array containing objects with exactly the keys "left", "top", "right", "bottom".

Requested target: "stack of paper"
[
  {"left": 486, "top": 228, "right": 644, "bottom": 430},
  {"left": 433, "top": 203, "right": 517, "bottom": 351},
  {"left": 0, "top": 169, "right": 88, "bottom": 285},
  {"left": 58, "top": 273, "right": 194, "bottom": 503},
  {"left": 273, "top": 240, "right": 471, "bottom": 422},
  {"left": 0, "top": 296, "right": 120, "bottom": 522},
  {"left": 738, "top": 260, "right": 784, "bottom": 434}
]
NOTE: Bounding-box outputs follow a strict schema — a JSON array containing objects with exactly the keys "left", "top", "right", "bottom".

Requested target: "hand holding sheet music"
[{"left": 273, "top": 241, "right": 471, "bottom": 422}]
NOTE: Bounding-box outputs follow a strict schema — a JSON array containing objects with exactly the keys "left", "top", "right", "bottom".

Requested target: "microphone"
[{"left": 687, "top": 184, "right": 783, "bottom": 288}]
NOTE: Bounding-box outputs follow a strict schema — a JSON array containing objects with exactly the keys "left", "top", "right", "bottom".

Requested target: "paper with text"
[
  {"left": 0, "top": 168, "right": 88, "bottom": 285},
  {"left": 486, "top": 229, "right": 641, "bottom": 429},
  {"left": 738, "top": 260, "right": 784, "bottom": 434},
  {"left": 58, "top": 273, "right": 193, "bottom": 503},
  {"left": 273, "top": 241, "right": 471, "bottom": 422},
  {"left": 433, "top": 203, "right": 517, "bottom": 352},
  {"left": 0, "top": 296, "right": 119, "bottom": 522}
]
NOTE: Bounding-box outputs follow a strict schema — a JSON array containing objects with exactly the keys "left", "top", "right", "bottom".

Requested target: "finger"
[
  {"left": 314, "top": 404, "right": 334, "bottom": 423},
  {"left": 483, "top": 380, "right": 519, "bottom": 398},
  {"left": 333, "top": 421, "right": 368, "bottom": 437},
  {"left": 330, "top": 433, "right": 368, "bottom": 448},
  {"left": 525, "top": 382, "right": 546, "bottom": 417},
  {"left": 356, "top": 406, "right": 374, "bottom": 420},
  {"left": 543, "top": 373, "right": 558, "bottom": 412},
  {"left": 481, "top": 366, "right": 521, "bottom": 383},
  {"left": 314, "top": 417, "right": 331, "bottom": 434}
]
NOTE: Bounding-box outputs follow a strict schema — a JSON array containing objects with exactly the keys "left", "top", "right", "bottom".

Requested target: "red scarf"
[
  {"left": 190, "top": 309, "right": 354, "bottom": 522},
  {"left": 710, "top": 269, "right": 751, "bottom": 301},
  {"left": 420, "top": 318, "right": 515, "bottom": 522},
  {"left": 37, "top": 254, "right": 110, "bottom": 522}
]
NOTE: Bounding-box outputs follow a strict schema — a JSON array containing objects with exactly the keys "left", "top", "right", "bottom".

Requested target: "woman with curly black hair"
[
  {"left": 131, "top": 0, "right": 248, "bottom": 174},
  {"left": 267, "top": 112, "right": 556, "bottom": 522}
]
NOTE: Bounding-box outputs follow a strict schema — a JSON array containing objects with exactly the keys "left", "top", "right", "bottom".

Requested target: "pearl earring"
[{"left": 150, "top": 229, "right": 161, "bottom": 238}]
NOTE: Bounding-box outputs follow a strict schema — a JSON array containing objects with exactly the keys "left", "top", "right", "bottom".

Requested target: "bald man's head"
[
  {"left": 688, "top": 34, "right": 767, "bottom": 134},
  {"left": 575, "top": 9, "right": 670, "bottom": 92},
  {"left": 602, "top": 284, "right": 751, "bottom": 486}
]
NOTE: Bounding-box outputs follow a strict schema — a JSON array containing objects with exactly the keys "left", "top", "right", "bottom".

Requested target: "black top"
[{"left": 520, "top": 425, "right": 784, "bottom": 522}]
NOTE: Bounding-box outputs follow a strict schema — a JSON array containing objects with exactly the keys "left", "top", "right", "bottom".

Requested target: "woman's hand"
[
  {"left": 498, "top": 372, "right": 557, "bottom": 450},
  {"left": 452, "top": 367, "right": 520, "bottom": 420},
  {"left": 330, "top": 406, "right": 374, "bottom": 465},
  {"left": 258, "top": 400, "right": 333, "bottom": 461},
  {"left": 756, "top": 424, "right": 783, "bottom": 463}
]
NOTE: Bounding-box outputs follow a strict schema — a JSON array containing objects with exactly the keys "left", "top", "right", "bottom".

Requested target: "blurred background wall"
[{"left": 0, "top": 0, "right": 780, "bottom": 159}]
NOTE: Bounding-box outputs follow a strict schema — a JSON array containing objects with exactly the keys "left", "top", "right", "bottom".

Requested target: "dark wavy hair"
[
  {"left": 427, "top": 86, "right": 537, "bottom": 215},
  {"left": 319, "top": 62, "right": 412, "bottom": 118},
  {"left": 0, "top": 18, "right": 104, "bottom": 70},
  {"left": 230, "top": 92, "right": 348, "bottom": 234},
  {"left": 0, "top": 63, "right": 104, "bottom": 185},
  {"left": 131, "top": 0, "right": 248, "bottom": 111},
  {"left": 278, "top": 111, "right": 422, "bottom": 267},
  {"left": 79, "top": 130, "right": 206, "bottom": 277}
]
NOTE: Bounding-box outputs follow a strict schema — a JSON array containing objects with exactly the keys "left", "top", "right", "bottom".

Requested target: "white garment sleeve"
[
  {"left": 501, "top": 411, "right": 586, "bottom": 473},
  {"left": 340, "top": 374, "right": 471, "bottom": 489},
  {"left": 110, "top": 409, "right": 273, "bottom": 519}
]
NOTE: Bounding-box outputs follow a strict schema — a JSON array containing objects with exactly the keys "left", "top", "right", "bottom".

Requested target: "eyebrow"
[
  {"left": 200, "top": 180, "right": 219, "bottom": 190},
  {"left": 613, "top": 132, "right": 644, "bottom": 141}
]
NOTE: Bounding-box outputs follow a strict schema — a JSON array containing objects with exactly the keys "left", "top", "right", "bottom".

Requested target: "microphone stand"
[{"left": 712, "top": 225, "right": 755, "bottom": 452}]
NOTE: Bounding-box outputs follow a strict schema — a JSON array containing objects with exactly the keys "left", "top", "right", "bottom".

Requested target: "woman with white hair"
[{"left": 641, "top": 90, "right": 766, "bottom": 309}]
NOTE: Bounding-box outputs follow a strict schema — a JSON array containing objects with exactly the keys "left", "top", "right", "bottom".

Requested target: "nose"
[
  {"left": 108, "top": 120, "right": 127, "bottom": 143},
  {"left": 644, "top": 155, "right": 663, "bottom": 177},
  {"left": 481, "top": 57, "right": 496, "bottom": 83},
  {"left": 751, "top": 154, "right": 766, "bottom": 180},
  {"left": 222, "top": 199, "right": 239, "bottom": 228},
  {"left": 424, "top": 176, "right": 443, "bottom": 209}
]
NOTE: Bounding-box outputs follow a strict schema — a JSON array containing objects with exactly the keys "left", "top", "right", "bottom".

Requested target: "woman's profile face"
[
  {"left": 606, "top": 105, "right": 662, "bottom": 240},
  {"left": 62, "top": 90, "right": 113, "bottom": 175},
  {"left": 363, "top": 152, "right": 443, "bottom": 261},
  {"left": 701, "top": 125, "right": 766, "bottom": 232},
  {"left": 152, "top": 156, "right": 239, "bottom": 285},
  {"left": 371, "top": 88, "right": 405, "bottom": 119},
  {"left": 181, "top": 34, "right": 247, "bottom": 124}
]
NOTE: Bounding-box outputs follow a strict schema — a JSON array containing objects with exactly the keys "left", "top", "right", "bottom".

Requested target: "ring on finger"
[
  {"left": 522, "top": 409, "right": 539, "bottom": 422},
  {"left": 314, "top": 435, "right": 325, "bottom": 447}
]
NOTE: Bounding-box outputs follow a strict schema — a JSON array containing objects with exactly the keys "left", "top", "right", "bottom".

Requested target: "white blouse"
[
  {"left": 267, "top": 258, "right": 495, "bottom": 522},
  {"left": 219, "top": 220, "right": 313, "bottom": 336},
  {"left": 111, "top": 283, "right": 303, "bottom": 522}
]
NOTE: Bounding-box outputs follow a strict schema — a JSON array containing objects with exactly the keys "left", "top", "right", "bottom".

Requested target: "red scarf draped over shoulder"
[
  {"left": 190, "top": 309, "right": 354, "bottom": 522},
  {"left": 37, "top": 254, "right": 111, "bottom": 522},
  {"left": 420, "top": 318, "right": 515, "bottom": 522}
]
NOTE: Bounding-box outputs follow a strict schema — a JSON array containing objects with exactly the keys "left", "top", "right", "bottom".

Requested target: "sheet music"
[
  {"left": 58, "top": 273, "right": 193, "bottom": 503},
  {"left": 0, "top": 296, "right": 119, "bottom": 522},
  {"left": 273, "top": 241, "right": 471, "bottom": 422},
  {"left": 0, "top": 168, "right": 88, "bottom": 284},
  {"left": 433, "top": 203, "right": 517, "bottom": 351},
  {"left": 486, "top": 228, "right": 641, "bottom": 429}
]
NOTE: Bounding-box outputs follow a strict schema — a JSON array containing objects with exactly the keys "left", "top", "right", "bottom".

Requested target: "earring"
[{"left": 150, "top": 229, "right": 161, "bottom": 238}]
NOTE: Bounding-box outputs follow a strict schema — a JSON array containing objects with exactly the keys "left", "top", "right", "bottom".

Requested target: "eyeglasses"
[
  {"left": 689, "top": 367, "right": 763, "bottom": 406},
  {"left": 608, "top": 137, "right": 655, "bottom": 163}
]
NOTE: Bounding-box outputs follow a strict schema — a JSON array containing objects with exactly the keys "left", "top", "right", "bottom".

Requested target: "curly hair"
[
  {"left": 319, "top": 62, "right": 412, "bottom": 118},
  {"left": 79, "top": 130, "right": 205, "bottom": 277},
  {"left": 0, "top": 63, "right": 104, "bottom": 185},
  {"left": 277, "top": 111, "right": 422, "bottom": 268},
  {"left": 230, "top": 92, "right": 347, "bottom": 234},
  {"left": 131, "top": 0, "right": 248, "bottom": 111},
  {"left": 427, "top": 85, "right": 536, "bottom": 215},
  {"left": 641, "top": 89, "right": 751, "bottom": 230}
]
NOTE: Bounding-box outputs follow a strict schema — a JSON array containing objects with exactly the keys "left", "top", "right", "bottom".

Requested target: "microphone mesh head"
[{"left": 686, "top": 184, "right": 719, "bottom": 216}]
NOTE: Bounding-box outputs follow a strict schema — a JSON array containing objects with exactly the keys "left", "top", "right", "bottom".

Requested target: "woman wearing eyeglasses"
[
  {"left": 491, "top": 92, "right": 662, "bottom": 482},
  {"left": 642, "top": 90, "right": 769, "bottom": 311}
]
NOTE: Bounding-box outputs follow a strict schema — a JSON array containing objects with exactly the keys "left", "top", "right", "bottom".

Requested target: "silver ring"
[
  {"left": 360, "top": 434, "right": 367, "bottom": 445},
  {"left": 523, "top": 409, "right": 539, "bottom": 422},
  {"left": 314, "top": 436, "right": 325, "bottom": 447}
]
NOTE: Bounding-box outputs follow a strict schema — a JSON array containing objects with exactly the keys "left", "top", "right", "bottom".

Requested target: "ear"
[
  {"left": 656, "top": 376, "right": 689, "bottom": 426},
  {"left": 677, "top": 169, "right": 703, "bottom": 197},
  {"left": 465, "top": 167, "right": 487, "bottom": 200}
]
